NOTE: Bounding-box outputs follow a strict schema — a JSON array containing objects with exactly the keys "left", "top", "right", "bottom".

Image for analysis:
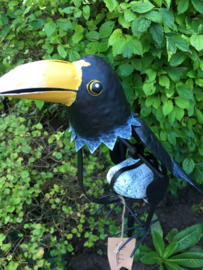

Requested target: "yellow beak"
[{"left": 0, "top": 59, "right": 90, "bottom": 106}]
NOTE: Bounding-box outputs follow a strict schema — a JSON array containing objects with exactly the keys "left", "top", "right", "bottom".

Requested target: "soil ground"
[{"left": 66, "top": 185, "right": 203, "bottom": 270}]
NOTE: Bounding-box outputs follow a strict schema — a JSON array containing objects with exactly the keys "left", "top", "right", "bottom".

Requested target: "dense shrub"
[{"left": 1, "top": 0, "right": 203, "bottom": 268}]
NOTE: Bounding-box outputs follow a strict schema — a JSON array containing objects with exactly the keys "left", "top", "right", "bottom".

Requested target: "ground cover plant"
[{"left": 0, "top": 0, "right": 203, "bottom": 269}]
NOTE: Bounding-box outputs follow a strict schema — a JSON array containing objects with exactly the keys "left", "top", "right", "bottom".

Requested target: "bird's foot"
[{"left": 115, "top": 218, "right": 159, "bottom": 257}]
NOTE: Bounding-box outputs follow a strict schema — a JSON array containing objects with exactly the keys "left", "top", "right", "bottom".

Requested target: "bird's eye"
[{"left": 87, "top": 80, "right": 102, "bottom": 96}]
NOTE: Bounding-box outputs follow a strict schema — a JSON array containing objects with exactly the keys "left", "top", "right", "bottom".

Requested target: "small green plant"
[
  {"left": 191, "top": 200, "right": 203, "bottom": 214},
  {"left": 135, "top": 224, "right": 203, "bottom": 270}
]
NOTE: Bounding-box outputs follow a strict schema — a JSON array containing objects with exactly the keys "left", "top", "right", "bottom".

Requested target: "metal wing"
[{"left": 133, "top": 117, "right": 203, "bottom": 194}]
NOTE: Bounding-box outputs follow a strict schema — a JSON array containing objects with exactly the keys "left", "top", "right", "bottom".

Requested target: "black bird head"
[{"left": 0, "top": 55, "right": 139, "bottom": 152}]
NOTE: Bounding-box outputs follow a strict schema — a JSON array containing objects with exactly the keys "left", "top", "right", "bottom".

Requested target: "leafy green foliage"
[
  {"left": 0, "top": 112, "right": 114, "bottom": 269},
  {"left": 139, "top": 224, "right": 203, "bottom": 269}
]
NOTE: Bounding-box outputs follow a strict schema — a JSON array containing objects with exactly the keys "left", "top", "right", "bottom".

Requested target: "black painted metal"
[{"left": 66, "top": 55, "right": 131, "bottom": 139}]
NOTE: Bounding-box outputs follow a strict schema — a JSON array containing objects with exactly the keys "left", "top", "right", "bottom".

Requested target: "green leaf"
[
  {"left": 166, "top": 66, "right": 182, "bottom": 82},
  {"left": 44, "top": 21, "right": 56, "bottom": 36},
  {"left": 131, "top": 59, "right": 142, "bottom": 71},
  {"left": 169, "top": 35, "right": 191, "bottom": 53},
  {"left": 72, "top": 33, "right": 83, "bottom": 43},
  {"left": 35, "top": 100, "right": 44, "bottom": 110},
  {"left": 117, "top": 64, "right": 134, "bottom": 77},
  {"left": 142, "top": 10, "right": 162, "bottom": 23},
  {"left": 168, "top": 252, "right": 203, "bottom": 268},
  {"left": 141, "top": 252, "right": 161, "bottom": 265},
  {"left": 166, "top": 228, "right": 179, "bottom": 243},
  {"left": 190, "top": 34, "right": 203, "bottom": 51},
  {"left": 163, "top": 242, "right": 178, "bottom": 259},
  {"left": 109, "top": 29, "right": 122, "bottom": 46},
  {"left": 176, "top": 85, "right": 193, "bottom": 100},
  {"left": 57, "top": 45, "right": 67, "bottom": 59},
  {"left": 131, "top": 0, "right": 155, "bottom": 13},
  {"left": 164, "top": 0, "right": 171, "bottom": 8},
  {"left": 163, "top": 100, "right": 173, "bottom": 116},
  {"left": 86, "top": 31, "right": 99, "bottom": 40},
  {"left": 160, "top": 8, "right": 174, "bottom": 29},
  {"left": 122, "top": 38, "right": 143, "bottom": 58},
  {"left": 99, "top": 21, "right": 114, "bottom": 39},
  {"left": 137, "top": 18, "right": 151, "bottom": 33},
  {"left": 124, "top": 9, "right": 137, "bottom": 22},
  {"left": 172, "top": 224, "right": 202, "bottom": 254},
  {"left": 152, "top": 231, "right": 165, "bottom": 257},
  {"left": 150, "top": 23, "right": 164, "bottom": 47},
  {"left": 174, "top": 107, "right": 184, "bottom": 121},
  {"left": 159, "top": 75, "right": 170, "bottom": 88},
  {"left": 195, "top": 107, "right": 203, "bottom": 124},
  {"left": 146, "top": 69, "right": 156, "bottom": 82},
  {"left": 21, "top": 171, "right": 29, "bottom": 178},
  {"left": 182, "top": 157, "right": 195, "bottom": 174},
  {"left": 83, "top": 5, "right": 90, "bottom": 20},
  {"left": 103, "top": 0, "right": 117, "bottom": 12},
  {"left": 164, "top": 261, "right": 182, "bottom": 270},
  {"left": 177, "top": 0, "right": 189, "bottom": 14},
  {"left": 30, "top": 19, "right": 45, "bottom": 29},
  {"left": 0, "top": 25, "right": 10, "bottom": 37},
  {"left": 169, "top": 52, "right": 185, "bottom": 67},
  {"left": 0, "top": 234, "right": 5, "bottom": 241},
  {"left": 143, "top": 81, "right": 156, "bottom": 96},
  {"left": 150, "top": 213, "right": 163, "bottom": 238},
  {"left": 63, "top": 7, "right": 78, "bottom": 14},
  {"left": 191, "top": 0, "right": 203, "bottom": 14},
  {"left": 175, "top": 97, "right": 190, "bottom": 109},
  {"left": 56, "top": 153, "right": 62, "bottom": 159}
]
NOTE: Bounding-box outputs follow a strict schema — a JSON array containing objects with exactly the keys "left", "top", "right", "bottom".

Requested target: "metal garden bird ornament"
[{"left": 0, "top": 55, "right": 203, "bottom": 257}]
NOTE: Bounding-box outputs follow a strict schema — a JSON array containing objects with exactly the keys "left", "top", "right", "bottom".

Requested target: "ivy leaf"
[
  {"left": 117, "top": 64, "right": 134, "bottom": 77},
  {"left": 131, "top": 0, "right": 155, "bottom": 13},
  {"left": 163, "top": 100, "right": 173, "bottom": 116},
  {"left": 183, "top": 158, "right": 195, "bottom": 174},
  {"left": 190, "top": 34, "right": 203, "bottom": 51},
  {"left": 44, "top": 21, "right": 56, "bottom": 36},
  {"left": 103, "top": 0, "right": 117, "bottom": 12},
  {"left": 142, "top": 10, "right": 162, "bottom": 23},
  {"left": 177, "top": 0, "right": 189, "bottom": 14},
  {"left": 109, "top": 29, "right": 122, "bottom": 46},
  {"left": 57, "top": 45, "right": 67, "bottom": 59},
  {"left": 191, "top": 0, "right": 203, "bottom": 14},
  {"left": 83, "top": 5, "right": 90, "bottom": 20},
  {"left": 150, "top": 23, "right": 164, "bottom": 47},
  {"left": 160, "top": 8, "right": 174, "bottom": 29},
  {"left": 99, "top": 21, "right": 114, "bottom": 39},
  {"left": 169, "top": 52, "right": 185, "bottom": 66}
]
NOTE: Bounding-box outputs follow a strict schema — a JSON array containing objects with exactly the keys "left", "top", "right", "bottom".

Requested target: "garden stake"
[{"left": 0, "top": 54, "right": 203, "bottom": 258}]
